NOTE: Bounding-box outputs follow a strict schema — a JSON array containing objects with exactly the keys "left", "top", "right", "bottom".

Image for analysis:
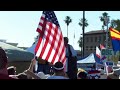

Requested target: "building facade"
[{"left": 84, "top": 30, "right": 112, "bottom": 57}]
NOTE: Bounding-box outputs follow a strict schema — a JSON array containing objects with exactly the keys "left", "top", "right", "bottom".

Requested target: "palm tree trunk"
[
  {"left": 83, "top": 11, "right": 85, "bottom": 57},
  {"left": 67, "top": 25, "right": 68, "bottom": 38}
]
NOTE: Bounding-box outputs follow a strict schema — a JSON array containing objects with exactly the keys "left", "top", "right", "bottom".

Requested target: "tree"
[
  {"left": 64, "top": 16, "right": 72, "bottom": 38},
  {"left": 78, "top": 36, "right": 83, "bottom": 51},
  {"left": 110, "top": 19, "right": 120, "bottom": 31},
  {"left": 100, "top": 12, "right": 109, "bottom": 30},
  {"left": 78, "top": 16, "right": 88, "bottom": 57},
  {"left": 100, "top": 12, "right": 110, "bottom": 49},
  {"left": 78, "top": 18, "right": 88, "bottom": 28}
]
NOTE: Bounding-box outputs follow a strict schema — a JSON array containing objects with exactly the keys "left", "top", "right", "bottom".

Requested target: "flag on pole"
[
  {"left": 100, "top": 44, "right": 105, "bottom": 49},
  {"left": 96, "top": 46, "right": 101, "bottom": 58},
  {"left": 109, "top": 28, "right": 120, "bottom": 52},
  {"left": 100, "top": 44, "right": 106, "bottom": 61},
  {"left": 35, "top": 11, "right": 66, "bottom": 65}
]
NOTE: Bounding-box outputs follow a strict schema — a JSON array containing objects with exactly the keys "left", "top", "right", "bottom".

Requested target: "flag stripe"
[
  {"left": 60, "top": 46, "right": 66, "bottom": 64},
  {"left": 39, "top": 23, "right": 52, "bottom": 58},
  {"left": 109, "top": 27, "right": 120, "bottom": 35},
  {"left": 45, "top": 25, "right": 58, "bottom": 63},
  {"left": 36, "top": 14, "right": 45, "bottom": 33},
  {"left": 111, "top": 36, "right": 120, "bottom": 40},
  {"left": 109, "top": 28, "right": 120, "bottom": 39},
  {"left": 35, "top": 18, "right": 46, "bottom": 54},
  {"left": 51, "top": 33, "right": 63, "bottom": 64}
]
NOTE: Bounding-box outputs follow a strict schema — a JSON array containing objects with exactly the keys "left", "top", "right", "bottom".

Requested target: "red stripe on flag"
[
  {"left": 45, "top": 25, "right": 58, "bottom": 63},
  {"left": 35, "top": 20, "right": 46, "bottom": 54},
  {"left": 51, "top": 33, "right": 63, "bottom": 64},
  {"left": 35, "top": 36, "right": 41, "bottom": 54},
  {"left": 111, "top": 36, "right": 120, "bottom": 40},
  {"left": 59, "top": 45, "right": 66, "bottom": 62},
  {"left": 39, "top": 23, "right": 52, "bottom": 59},
  {"left": 96, "top": 54, "right": 101, "bottom": 58},
  {"left": 109, "top": 27, "right": 120, "bottom": 35}
]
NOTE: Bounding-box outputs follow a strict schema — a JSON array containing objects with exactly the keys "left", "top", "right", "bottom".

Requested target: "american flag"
[{"left": 35, "top": 11, "right": 66, "bottom": 65}]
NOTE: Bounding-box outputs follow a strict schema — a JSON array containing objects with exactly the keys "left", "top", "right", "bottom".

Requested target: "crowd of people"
[
  {"left": 0, "top": 37, "right": 120, "bottom": 79},
  {"left": 0, "top": 37, "right": 78, "bottom": 79}
]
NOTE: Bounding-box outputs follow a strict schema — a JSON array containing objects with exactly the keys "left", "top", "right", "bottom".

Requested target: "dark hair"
[
  {"left": 0, "top": 48, "right": 8, "bottom": 69},
  {"left": 53, "top": 62, "right": 64, "bottom": 72},
  {"left": 7, "top": 66, "right": 16, "bottom": 75},
  {"left": 77, "top": 71, "right": 87, "bottom": 79},
  {"left": 64, "top": 37, "right": 69, "bottom": 43}
]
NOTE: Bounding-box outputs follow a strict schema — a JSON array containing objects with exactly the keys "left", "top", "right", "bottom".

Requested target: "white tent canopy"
[
  {"left": 26, "top": 43, "right": 37, "bottom": 54},
  {"left": 77, "top": 53, "right": 95, "bottom": 63}
]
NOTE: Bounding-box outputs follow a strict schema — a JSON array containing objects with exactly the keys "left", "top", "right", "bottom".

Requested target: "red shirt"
[{"left": 0, "top": 74, "right": 14, "bottom": 79}]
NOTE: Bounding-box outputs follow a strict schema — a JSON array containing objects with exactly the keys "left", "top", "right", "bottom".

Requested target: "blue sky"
[{"left": 0, "top": 11, "right": 120, "bottom": 50}]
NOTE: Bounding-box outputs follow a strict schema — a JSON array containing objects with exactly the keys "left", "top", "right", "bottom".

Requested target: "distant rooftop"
[
  {"left": 0, "top": 39, "right": 18, "bottom": 47},
  {"left": 6, "top": 42, "right": 18, "bottom": 47},
  {"left": 85, "top": 30, "right": 106, "bottom": 35}
]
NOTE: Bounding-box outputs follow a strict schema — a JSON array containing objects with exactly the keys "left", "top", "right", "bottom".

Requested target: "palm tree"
[
  {"left": 100, "top": 12, "right": 109, "bottom": 30},
  {"left": 64, "top": 16, "right": 72, "bottom": 38},
  {"left": 100, "top": 12, "right": 110, "bottom": 49},
  {"left": 78, "top": 16, "right": 88, "bottom": 57},
  {"left": 78, "top": 18, "right": 88, "bottom": 28}
]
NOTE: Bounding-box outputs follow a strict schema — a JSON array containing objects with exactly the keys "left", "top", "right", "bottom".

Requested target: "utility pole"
[
  {"left": 82, "top": 11, "right": 85, "bottom": 57},
  {"left": 105, "top": 16, "right": 110, "bottom": 50},
  {"left": 104, "top": 16, "right": 110, "bottom": 61}
]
